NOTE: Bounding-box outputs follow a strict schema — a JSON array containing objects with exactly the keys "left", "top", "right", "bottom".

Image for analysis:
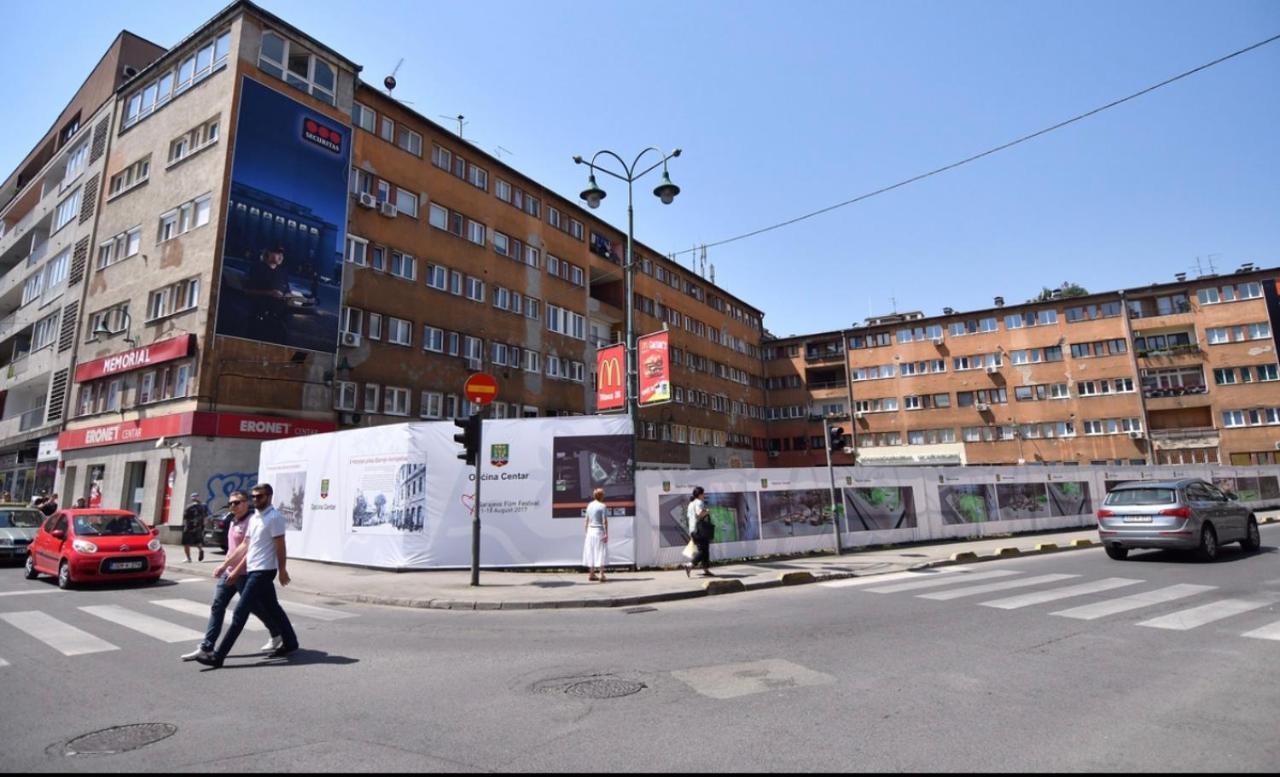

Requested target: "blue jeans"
[
  {"left": 200, "top": 574, "right": 279, "bottom": 653},
  {"left": 213, "top": 570, "right": 298, "bottom": 660}
]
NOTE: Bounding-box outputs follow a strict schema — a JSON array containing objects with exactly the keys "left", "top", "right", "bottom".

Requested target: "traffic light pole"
[
  {"left": 469, "top": 408, "right": 487, "bottom": 586},
  {"left": 824, "top": 418, "right": 844, "bottom": 555}
]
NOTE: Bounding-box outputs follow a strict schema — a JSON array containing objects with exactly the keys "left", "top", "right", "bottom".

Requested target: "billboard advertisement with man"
[{"left": 214, "top": 77, "right": 350, "bottom": 353}]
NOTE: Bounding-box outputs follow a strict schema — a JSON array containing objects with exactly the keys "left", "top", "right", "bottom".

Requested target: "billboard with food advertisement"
[{"left": 637, "top": 330, "right": 671, "bottom": 406}]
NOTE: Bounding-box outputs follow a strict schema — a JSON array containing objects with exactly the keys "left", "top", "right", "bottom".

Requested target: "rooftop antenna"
[
  {"left": 700, "top": 244, "right": 707, "bottom": 278},
  {"left": 439, "top": 114, "right": 468, "bottom": 139},
  {"left": 494, "top": 145, "right": 513, "bottom": 159},
  {"left": 709, "top": 262, "right": 715, "bottom": 284}
]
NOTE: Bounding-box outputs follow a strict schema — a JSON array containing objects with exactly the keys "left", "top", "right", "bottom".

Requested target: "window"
[
  {"left": 61, "top": 142, "right": 89, "bottom": 189},
  {"left": 569, "top": 219, "right": 584, "bottom": 240},
  {"left": 109, "top": 156, "right": 151, "bottom": 197},
  {"left": 146, "top": 277, "right": 200, "bottom": 321},
  {"left": 395, "top": 126, "right": 422, "bottom": 156},
  {"left": 32, "top": 313, "right": 59, "bottom": 351},
  {"left": 167, "top": 118, "right": 220, "bottom": 166},
  {"left": 334, "top": 381, "right": 358, "bottom": 411},
  {"left": 157, "top": 193, "right": 212, "bottom": 241},
  {"left": 523, "top": 350, "right": 540, "bottom": 373},
  {"left": 345, "top": 236, "right": 368, "bottom": 266},
  {"left": 86, "top": 305, "right": 129, "bottom": 342},
  {"left": 384, "top": 387, "right": 411, "bottom": 416},
  {"left": 466, "top": 219, "right": 485, "bottom": 245},
  {"left": 419, "top": 391, "right": 443, "bottom": 419},
  {"left": 341, "top": 307, "right": 362, "bottom": 335},
  {"left": 432, "top": 144, "right": 452, "bottom": 170},
  {"left": 53, "top": 188, "right": 81, "bottom": 232},
  {"left": 426, "top": 264, "right": 447, "bottom": 290},
  {"left": 258, "top": 31, "right": 335, "bottom": 104},
  {"left": 386, "top": 317, "right": 412, "bottom": 346},
  {"left": 423, "top": 326, "right": 444, "bottom": 352},
  {"left": 493, "top": 232, "right": 510, "bottom": 257},
  {"left": 394, "top": 188, "right": 418, "bottom": 217},
  {"left": 352, "top": 102, "right": 376, "bottom": 133},
  {"left": 125, "top": 30, "right": 231, "bottom": 129},
  {"left": 95, "top": 227, "right": 142, "bottom": 270},
  {"left": 465, "top": 276, "right": 485, "bottom": 302},
  {"left": 364, "top": 384, "right": 380, "bottom": 413},
  {"left": 389, "top": 250, "right": 416, "bottom": 280}
]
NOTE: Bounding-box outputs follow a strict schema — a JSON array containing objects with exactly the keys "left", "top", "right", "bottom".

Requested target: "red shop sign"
[
  {"left": 204, "top": 413, "right": 336, "bottom": 440},
  {"left": 59, "top": 411, "right": 336, "bottom": 450},
  {"left": 74, "top": 334, "right": 196, "bottom": 383},
  {"left": 58, "top": 413, "right": 196, "bottom": 450}
]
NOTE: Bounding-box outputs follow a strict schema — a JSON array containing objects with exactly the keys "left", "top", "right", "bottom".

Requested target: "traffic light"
[
  {"left": 829, "top": 426, "right": 847, "bottom": 452},
  {"left": 454, "top": 414, "right": 482, "bottom": 465}
]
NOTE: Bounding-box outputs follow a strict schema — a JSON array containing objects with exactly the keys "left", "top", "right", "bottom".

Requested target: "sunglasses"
[
  {"left": 228, "top": 499, "right": 244, "bottom": 505},
  {"left": 252, "top": 493, "right": 270, "bottom": 500}
]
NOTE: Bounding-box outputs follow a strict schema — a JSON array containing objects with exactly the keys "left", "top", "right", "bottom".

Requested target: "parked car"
[
  {"left": 0, "top": 506, "right": 44, "bottom": 563},
  {"left": 203, "top": 510, "right": 234, "bottom": 553},
  {"left": 1096, "top": 478, "right": 1260, "bottom": 561},
  {"left": 25, "top": 509, "right": 165, "bottom": 589}
]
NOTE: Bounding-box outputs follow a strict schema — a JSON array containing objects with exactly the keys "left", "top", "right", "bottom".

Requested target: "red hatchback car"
[{"left": 25, "top": 509, "right": 165, "bottom": 589}]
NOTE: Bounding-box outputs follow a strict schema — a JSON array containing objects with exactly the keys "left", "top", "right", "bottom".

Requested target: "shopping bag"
[{"left": 681, "top": 539, "right": 697, "bottom": 560}]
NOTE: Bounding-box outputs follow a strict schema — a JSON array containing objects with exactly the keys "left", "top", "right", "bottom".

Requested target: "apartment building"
[
  {"left": 763, "top": 267, "right": 1280, "bottom": 468},
  {"left": 0, "top": 33, "right": 165, "bottom": 501},
  {"left": 334, "top": 81, "right": 770, "bottom": 468}
]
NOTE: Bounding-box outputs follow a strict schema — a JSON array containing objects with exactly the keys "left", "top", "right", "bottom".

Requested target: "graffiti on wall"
[{"left": 206, "top": 472, "right": 258, "bottom": 509}]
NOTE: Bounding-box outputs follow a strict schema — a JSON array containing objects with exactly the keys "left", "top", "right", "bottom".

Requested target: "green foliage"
[{"left": 1033, "top": 282, "right": 1089, "bottom": 302}]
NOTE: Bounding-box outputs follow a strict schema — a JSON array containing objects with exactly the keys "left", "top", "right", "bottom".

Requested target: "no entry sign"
[{"left": 464, "top": 373, "right": 498, "bottom": 405}]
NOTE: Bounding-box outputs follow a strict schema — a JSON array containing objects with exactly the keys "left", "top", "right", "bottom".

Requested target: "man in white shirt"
[{"left": 195, "top": 483, "right": 299, "bottom": 669}]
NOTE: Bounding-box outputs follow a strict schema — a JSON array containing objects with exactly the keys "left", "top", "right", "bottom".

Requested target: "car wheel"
[
  {"left": 146, "top": 575, "right": 162, "bottom": 585},
  {"left": 1240, "top": 517, "right": 1261, "bottom": 552},
  {"left": 57, "top": 560, "right": 73, "bottom": 590},
  {"left": 23, "top": 554, "right": 39, "bottom": 580},
  {"left": 1196, "top": 524, "right": 1218, "bottom": 562},
  {"left": 1105, "top": 545, "right": 1129, "bottom": 560}
]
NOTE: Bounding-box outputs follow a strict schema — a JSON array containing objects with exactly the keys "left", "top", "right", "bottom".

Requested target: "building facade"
[{"left": 763, "top": 269, "right": 1280, "bottom": 468}]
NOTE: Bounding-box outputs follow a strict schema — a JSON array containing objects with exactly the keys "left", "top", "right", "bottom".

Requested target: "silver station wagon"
[{"left": 1096, "top": 479, "right": 1261, "bottom": 561}]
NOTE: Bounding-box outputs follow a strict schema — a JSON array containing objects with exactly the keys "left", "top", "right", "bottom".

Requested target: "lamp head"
[
  {"left": 91, "top": 322, "right": 111, "bottom": 340},
  {"left": 653, "top": 170, "right": 680, "bottom": 205},
  {"left": 579, "top": 174, "right": 606, "bottom": 209}
]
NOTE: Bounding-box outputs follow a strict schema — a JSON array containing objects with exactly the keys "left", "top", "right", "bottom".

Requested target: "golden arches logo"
[{"left": 599, "top": 356, "right": 623, "bottom": 388}]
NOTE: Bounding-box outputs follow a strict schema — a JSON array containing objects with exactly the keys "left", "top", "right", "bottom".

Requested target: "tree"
[{"left": 1033, "top": 282, "right": 1089, "bottom": 302}]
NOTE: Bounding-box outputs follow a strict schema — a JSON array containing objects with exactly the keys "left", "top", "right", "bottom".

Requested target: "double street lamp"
[{"left": 573, "top": 147, "right": 682, "bottom": 454}]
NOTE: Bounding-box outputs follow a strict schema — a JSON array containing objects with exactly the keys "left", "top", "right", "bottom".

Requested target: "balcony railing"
[
  {"left": 1135, "top": 344, "right": 1202, "bottom": 359},
  {"left": 805, "top": 350, "right": 843, "bottom": 362},
  {"left": 18, "top": 406, "right": 47, "bottom": 432},
  {"left": 1148, "top": 425, "right": 1218, "bottom": 440},
  {"left": 1142, "top": 385, "right": 1208, "bottom": 399},
  {"left": 806, "top": 379, "right": 848, "bottom": 389}
]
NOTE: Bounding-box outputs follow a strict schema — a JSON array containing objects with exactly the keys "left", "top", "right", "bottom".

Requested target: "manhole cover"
[
  {"left": 564, "top": 677, "right": 646, "bottom": 699},
  {"left": 63, "top": 723, "right": 177, "bottom": 757}
]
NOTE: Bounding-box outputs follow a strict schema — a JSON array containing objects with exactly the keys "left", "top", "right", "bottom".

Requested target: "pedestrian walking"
[
  {"left": 684, "top": 486, "right": 714, "bottom": 577},
  {"left": 180, "top": 491, "right": 282, "bottom": 663},
  {"left": 39, "top": 493, "right": 59, "bottom": 517},
  {"left": 72, "top": 497, "right": 87, "bottom": 508},
  {"left": 582, "top": 488, "right": 609, "bottom": 582},
  {"left": 182, "top": 493, "right": 209, "bottom": 562},
  {"left": 195, "top": 483, "right": 298, "bottom": 669}
]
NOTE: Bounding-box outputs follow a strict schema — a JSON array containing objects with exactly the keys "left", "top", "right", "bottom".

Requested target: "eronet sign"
[{"left": 464, "top": 373, "right": 498, "bottom": 406}]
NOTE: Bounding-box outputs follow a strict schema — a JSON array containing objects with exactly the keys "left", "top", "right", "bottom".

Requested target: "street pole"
[
  {"left": 469, "top": 407, "right": 486, "bottom": 586},
  {"left": 824, "top": 417, "right": 843, "bottom": 555}
]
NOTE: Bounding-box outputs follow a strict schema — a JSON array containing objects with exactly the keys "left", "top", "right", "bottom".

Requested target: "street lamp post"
[{"left": 574, "top": 147, "right": 682, "bottom": 465}]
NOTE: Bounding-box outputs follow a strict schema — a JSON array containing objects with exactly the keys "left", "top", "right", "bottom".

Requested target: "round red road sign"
[{"left": 464, "top": 373, "right": 498, "bottom": 405}]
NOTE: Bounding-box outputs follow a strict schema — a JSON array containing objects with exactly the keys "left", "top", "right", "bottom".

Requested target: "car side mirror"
[
  {"left": 1226, "top": 492, "right": 1239, "bottom": 501},
  {"left": 151, "top": 526, "right": 160, "bottom": 535},
  {"left": 51, "top": 529, "right": 66, "bottom": 540}
]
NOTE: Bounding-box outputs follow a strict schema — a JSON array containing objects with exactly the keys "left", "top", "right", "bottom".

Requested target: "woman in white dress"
[{"left": 583, "top": 488, "right": 609, "bottom": 582}]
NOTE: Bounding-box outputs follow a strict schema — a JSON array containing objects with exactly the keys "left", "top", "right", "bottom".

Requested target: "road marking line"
[
  {"left": 175, "top": 578, "right": 205, "bottom": 584},
  {"left": 1138, "top": 598, "right": 1275, "bottom": 631},
  {"left": 0, "top": 589, "right": 60, "bottom": 597},
  {"left": 79, "top": 605, "right": 204, "bottom": 643},
  {"left": 866, "top": 569, "right": 1023, "bottom": 593},
  {"left": 919, "top": 573, "right": 1079, "bottom": 601},
  {"left": 150, "top": 599, "right": 266, "bottom": 632},
  {"left": 1241, "top": 620, "right": 1280, "bottom": 642},
  {"left": 279, "top": 600, "right": 357, "bottom": 621},
  {"left": 0, "top": 656, "right": 9, "bottom": 667},
  {"left": 0, "top": 611, "right": 118, "bottom": 656},
  {"left": 819, "top": 568, "right": 969, "bottom": 588},
  {"left": 1052, "top": 584, "right": 1217, "bottom": 620},
  {"left": 980, "top": 578, "right": 1143, "bottom": 609}
]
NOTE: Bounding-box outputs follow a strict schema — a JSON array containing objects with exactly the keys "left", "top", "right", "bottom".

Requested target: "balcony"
[
  {"left": 1143, "top": 384, "right": 1212, "bottom": 410},
  {"left": 0, "top": 197, "right": 53, "bottom": 266},
  {"left": 1148, "top": 425, "right": 1220, "bottom": 451},
  {"left": 0, "top": 346, "right": 58, "bottom": 393},
  {"left": 0, "top": 405, "right": 49, "bottom": 440},
  {"left": 804, "top": 349, "right": 844, "bottom": 364},
  {"left": 1135, "top": 343, "right": 1204, "bottom": 365}
]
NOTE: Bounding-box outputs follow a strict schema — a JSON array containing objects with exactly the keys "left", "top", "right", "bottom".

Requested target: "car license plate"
[
  {"left": 113, "top": 560, "right": 144, "bottom": 570},
  {"left": 1122, "top": 516, "right": 1153, "bottom": 523}
]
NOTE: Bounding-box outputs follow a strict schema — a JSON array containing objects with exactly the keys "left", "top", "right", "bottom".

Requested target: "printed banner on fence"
[
  {"left": 637, "top": 330, "right": 671, "bottom": 405},
  {"left": 595, "top": 343, "right": 626, "bottom": 411}
]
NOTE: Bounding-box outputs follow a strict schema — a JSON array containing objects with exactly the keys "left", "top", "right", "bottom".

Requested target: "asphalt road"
[{"left": 2, "top": 525, "right": 1278, "bottom": 772}]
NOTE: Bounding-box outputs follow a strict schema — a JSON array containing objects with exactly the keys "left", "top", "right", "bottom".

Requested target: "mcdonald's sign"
[{"left": 596, "top": 343, "right": 626, "bottom": 411}]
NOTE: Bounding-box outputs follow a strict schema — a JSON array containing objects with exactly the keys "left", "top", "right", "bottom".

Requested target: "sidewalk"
[{"left": 163, "top": 511, "right": 1280, "bottom": 611}]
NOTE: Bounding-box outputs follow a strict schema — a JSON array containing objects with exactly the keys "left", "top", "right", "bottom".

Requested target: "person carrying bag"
[{"left": 684, "top": 486, "right": 714, "bottom": 578}]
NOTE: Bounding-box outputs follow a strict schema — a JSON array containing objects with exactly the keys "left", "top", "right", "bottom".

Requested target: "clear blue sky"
[{"left": 5, "top": 0, "right": 1278, "bottom": 337}]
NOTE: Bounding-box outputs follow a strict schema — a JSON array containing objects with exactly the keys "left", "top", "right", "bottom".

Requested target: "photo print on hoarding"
[
  {"left": 551, "top": 434, "right": 634, "bottom": 518},
  {"left": 938, "top": 484, "right": 999, "bottom": 525},
  {"left": 759, "top": 489, "right": 838, "bottom": 538},
  {"left": 655, "top": 491, "right": 760, "bottom": 546},
  {"left": 348, "top": 453, "right": 423, "bottom": 533},
  {"left": 841, "top": 486, "right": 917, "bottom": 532},
  {"left": 266, "top": 468, "right": 306, "bottom": 531},
  {"left": 214, "top": 77, "right": 350, "bottom": 353},
  {"left": 995, "top": 482, "right": 1051, "bottom": 521},
  {"left": 1047, "top": 481, "right": 1092, "bottom": 516}
]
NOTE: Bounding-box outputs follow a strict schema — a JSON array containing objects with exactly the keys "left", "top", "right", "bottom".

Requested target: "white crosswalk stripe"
[
  {"left": 819, "top": 568, "right": 970, "bottom": 589},
  {"left": 150, "top": 599, "right": 267, "bottom": 632},
  {"left": 0, "top": 656, "right": 9, "bottom": 667},
  {"left": 863, "top": 569, "right": 1022, "bottom": 594},
  {"left": 1138, "top": 598, "right": 1276, "bottom": 631},
  {"left": 1241, "top": 620, "right": 1280, "bottom": 642},
  {"left": 1052, "top": 584, "right": 1217, "bottom": 620},
  {"left": 918, "top": 573, "right": 1078, "bottom": 601},
  {"left": 0, "top": 590, "right": 60, "bottom": 598},
  {"left": 980, "top": 578, "right": 1143, "bottom": 610},
  {"left": 80, "top": 605, "right": 205, "bottom": 643},
  {"left": 279, "top": 600, "right": 357, "bottom": 621},
  {"left": 0, "top": 611, "right": 118, "bottom": 656}
]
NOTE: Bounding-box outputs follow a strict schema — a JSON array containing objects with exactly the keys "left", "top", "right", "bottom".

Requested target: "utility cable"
[{"left": 670, "top": 33, "right": 1280, "bottom": 259}]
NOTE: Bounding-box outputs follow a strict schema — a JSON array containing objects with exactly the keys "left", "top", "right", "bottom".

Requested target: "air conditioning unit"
[
  {"left": 854, "top": 411, "right": 864, "bottom": 420},
  {"left": 357, "top": 193, "right": 377, "bottom": 209},
  {"left": 931, "top": 336, "right": 944, "bottom": 345},
  {"left": 1127, "top": 430, "right": 1144, "bottom": 440},
  {"left": 767, "top": 451, "right": 780, "bottom": 459},
  {"left": 985, "top": 365, "right": 1000, "bottom": 374},
  {"left": 340, "top": 331, "right": 362, "bottom": 348},
  {"left": 975, "top": 402, "right": 990, "bottom": 412},
  {"left": 339, "top": 412, "right": 363, "bottom": 425},
  {"left": 378, "top": 201, "right": 398, "bottom": 218},
  {"left": 1274, "top": 441, "right": 1280, "bottom": 451}
]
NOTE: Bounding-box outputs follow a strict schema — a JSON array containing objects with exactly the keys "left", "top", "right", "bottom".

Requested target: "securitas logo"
[{"left": 302, "top": 118, "right": 343, "bottom": 154}]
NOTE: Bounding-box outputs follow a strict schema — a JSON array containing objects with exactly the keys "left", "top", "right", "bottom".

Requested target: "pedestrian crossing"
[
  {"left": 821, "top": 567, "right": 1280, "bottom": 643},
  {"left": 0, "top": 596, "right": 356, "bottom": 665}
]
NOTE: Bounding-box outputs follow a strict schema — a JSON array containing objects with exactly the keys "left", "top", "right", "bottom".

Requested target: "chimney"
[
  {"left": 1175, "top": 272, "right": 1187, "bottom": 282},
  {"left": 942, "top": 306, "right": 954, "bottom": 315},
  {"left": 994, "top": 296, "right": 1004, "bottom": 308}
]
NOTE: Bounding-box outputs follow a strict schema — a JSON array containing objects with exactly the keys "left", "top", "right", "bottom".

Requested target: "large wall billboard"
[{"left": 215, "top": 77, "right": 350, "bottom": 353}]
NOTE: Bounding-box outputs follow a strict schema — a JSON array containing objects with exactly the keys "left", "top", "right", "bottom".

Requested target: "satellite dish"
[{"left": 384, "top": 74, "right": 397, "bottom": 93}]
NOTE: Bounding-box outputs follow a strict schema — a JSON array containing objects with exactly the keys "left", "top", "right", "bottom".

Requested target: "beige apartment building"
[{"left": 764, "top": 267, "right": 1280, "bottom": 468}]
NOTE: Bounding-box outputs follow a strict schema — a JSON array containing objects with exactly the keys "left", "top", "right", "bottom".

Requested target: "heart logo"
[{"left": 461, "top": 493, "right": 475, "bottom": 515}]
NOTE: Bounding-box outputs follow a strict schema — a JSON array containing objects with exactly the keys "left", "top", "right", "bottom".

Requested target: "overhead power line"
[{"left": 671, "top": 32, "right": 1280, "bottom": 259}]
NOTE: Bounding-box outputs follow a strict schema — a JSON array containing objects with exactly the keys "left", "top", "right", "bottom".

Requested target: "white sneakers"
[
  {"left": 181, "top": 647, "right": 214, "bottom": 661},
  {"left": 261, "top": 636, "right": 283, "bottom": 652}
]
